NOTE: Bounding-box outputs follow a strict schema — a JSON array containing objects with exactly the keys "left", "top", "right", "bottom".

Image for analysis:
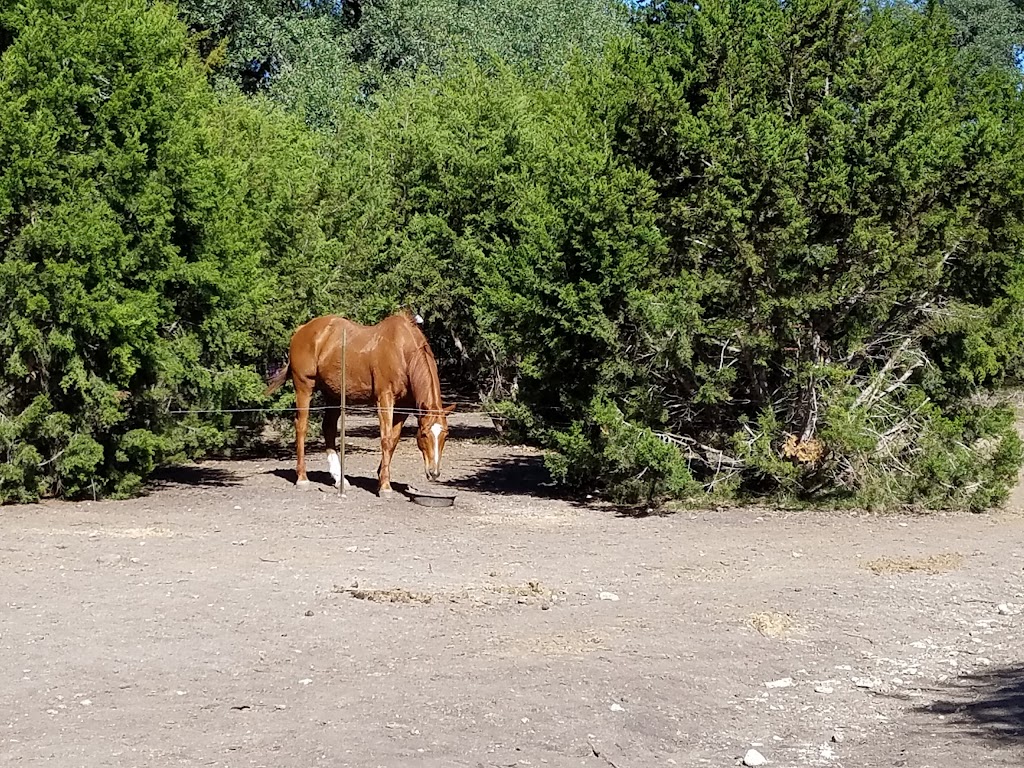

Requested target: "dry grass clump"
[
  {"left": 865, "top": 553, "right": 964, "bottom": 575},
  {"left": 749, "top": 611, "right": 795, "bottom": 637},
  {"left": 334, "top": 586, "right": 434, "bottom": 604}
]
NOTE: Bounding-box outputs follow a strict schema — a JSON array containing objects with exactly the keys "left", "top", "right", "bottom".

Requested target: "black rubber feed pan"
[{"left": 405, "top": 486, "right": 457, "bottom": 507}]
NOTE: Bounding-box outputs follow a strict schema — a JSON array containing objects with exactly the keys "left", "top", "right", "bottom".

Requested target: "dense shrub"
[
  {"left": 3, "top": 0, "right": 1022, "bottom": 510},
  {"left": 531, "top": 0, "right": 1024, "bottom": 507},
  {"left": 0, "top": 0, "right": 323, "bottom": 501}
]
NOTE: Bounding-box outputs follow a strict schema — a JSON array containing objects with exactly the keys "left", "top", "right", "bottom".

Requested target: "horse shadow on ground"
[
  {"left": 264, "top": 468, "right": 414, "bottom": 497},
  {"left": 260, "top": 453, "right": 556, "bottom": 501},
  {"left": 914, "top": 664, "right": 1024, "bottom": 746}
]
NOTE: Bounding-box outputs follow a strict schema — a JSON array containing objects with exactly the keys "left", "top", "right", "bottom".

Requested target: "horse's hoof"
[
  {"left": 378, "top": 488, "right": 394, "bottom": 498},
  {"left": 296, "top": 478, "right": 311, "bottom": 488},
  {"left": 337, "top": 478, "right": 352, "bottom": 491}
]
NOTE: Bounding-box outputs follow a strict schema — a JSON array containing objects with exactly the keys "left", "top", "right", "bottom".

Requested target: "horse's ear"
[{"left": 444, "top": 404, "right": 456, "bottom": 415}]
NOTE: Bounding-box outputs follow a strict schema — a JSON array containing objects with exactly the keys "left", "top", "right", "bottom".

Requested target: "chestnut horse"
[{"left": 265, "top": 311, "right": 455, "bottom": 496}]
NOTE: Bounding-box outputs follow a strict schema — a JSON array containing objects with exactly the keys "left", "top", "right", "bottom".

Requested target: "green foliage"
[
  {"left": 346, "top": 0, "right": 630, "bottom": 79},
  {"left": 3, "top": 0, "right": 1023, "bottom": 512},
  {"left": 939, "top": 0, "right": 1024, "bottom": 73},
  {"left": 315, "top": 62, "right": 666, "bottom": 412},
  {"left": 545, "top": 397, "right": 701, "bottom": 504},
  {"left": 175, "top": 0, "right": 352, "bottom": 93},
  {"left": 0, "top": 0, "right": 324, "bottom": 502},
  {"left": 176, "top": 0, "right": 632, "bottom": 128},
  {"left": 535, "top": 0, "right": 1024, "bottom": 509},
  {"left": 837, "top": 395, "right": 1024, "bottom": 512},
  {"left": 904, "top": 403, "right": 1023, "bottom": 512}
]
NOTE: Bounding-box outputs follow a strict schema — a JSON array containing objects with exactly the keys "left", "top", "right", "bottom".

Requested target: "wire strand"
[
  {"left": 169, "top": 403, "right": 501, "bottom": 417},
  {"left": 163, "top": 402, "right": 579, "bottom": 428}
]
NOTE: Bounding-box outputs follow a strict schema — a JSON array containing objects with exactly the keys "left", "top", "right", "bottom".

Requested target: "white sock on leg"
[{"left": 328, "top": 452, "right": 341, "bottom": 487}]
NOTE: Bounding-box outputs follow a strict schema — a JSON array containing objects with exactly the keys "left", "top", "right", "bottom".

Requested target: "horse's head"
[{"left": 416, "top": 404, "right": 456, "bottom": 482}]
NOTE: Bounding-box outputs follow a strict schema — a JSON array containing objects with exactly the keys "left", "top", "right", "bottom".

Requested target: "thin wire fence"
[
  {"left": 168, "top": 402, "right": 491, "bottom": 417},
  {"left": 165, "top": 400, "right": 580, "bottom": 427}
]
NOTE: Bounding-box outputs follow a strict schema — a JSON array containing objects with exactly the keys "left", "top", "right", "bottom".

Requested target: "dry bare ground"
[{"left": 2, "top": 413, "right": 1023, "bottom": 767}]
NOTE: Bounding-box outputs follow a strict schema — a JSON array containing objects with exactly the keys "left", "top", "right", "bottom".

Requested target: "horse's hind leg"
[
  {"left": 294, "top": 377, "right": 314, "bottom": 486},
  {"left": 322, "top": 405, "right": 350, "bottom": 491}
]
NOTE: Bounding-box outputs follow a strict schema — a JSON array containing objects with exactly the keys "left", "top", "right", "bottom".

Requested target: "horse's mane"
[
  {"left": 396, "top": 307, "right": 424, "bottom": 328},
  {"left": 401, "top": 314, "right": 442, "bottom": 411}
]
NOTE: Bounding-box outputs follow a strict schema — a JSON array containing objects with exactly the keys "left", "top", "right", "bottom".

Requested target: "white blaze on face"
[{"left": 430, "top": 422, "right": 442, "bottom": 469}]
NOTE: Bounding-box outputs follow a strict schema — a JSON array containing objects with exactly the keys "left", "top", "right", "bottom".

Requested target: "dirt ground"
[{"left": 2, "top": 413, "right": 1022, "bottom": 768}]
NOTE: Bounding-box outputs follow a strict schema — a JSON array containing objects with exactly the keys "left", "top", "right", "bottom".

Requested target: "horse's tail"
[{"left": 264, "top": 359, "right": 291, "bottom": 397}]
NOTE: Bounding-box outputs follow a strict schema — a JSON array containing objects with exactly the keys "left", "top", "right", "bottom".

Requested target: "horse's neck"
[{"left": 408, "top": 345, "right": 442, "bottom": 412}]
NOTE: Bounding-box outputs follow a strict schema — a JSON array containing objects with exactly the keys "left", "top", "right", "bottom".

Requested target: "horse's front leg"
[{"left": 376, "top": 394, "right": 402, "bottom": 496}]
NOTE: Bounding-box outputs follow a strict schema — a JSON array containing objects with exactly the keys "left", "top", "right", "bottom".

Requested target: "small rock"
[
  {"left": 46, "top": 709, "right": 58, "bottom": 715},
  {"left": 853, "top": 677, "right": 880, "bottom": 689},
  {"left": 765, "top": 678, "right": 793, "bottom": 689},
  {"left": 814, "top": 685, "right": 834, "bottom": 694},
  {"left": 997, "top": 603, "right": 1015, "bottom": 615},
  {"left": 304, "top": 610, "right": 314, "bottom": 617},
  {"left": 299, "top": 678, "right": 312, "bottom": 686},
  {"left": 275, "top": 704, "right": 286, "bottom": 710},
  {"left": 742, "top": 748, "right": 767, "bottom": 766},
  {"left": 80, "top": 699, "right": 91, "bottom": 706},
  {"left": 831, "top": 731, "right": 845, "bottom": 743},
  {"left": 599, "top": 592, "right": 620, "bottom": 602},
  {"left": 345, "top": 546, "right": 358, "bottom": 552},
  {"left": 609, "top": 703, "right": 624, "bottom": 712},
  {"left": 233, "top": 505, "right": 241, "bottom": 510}
]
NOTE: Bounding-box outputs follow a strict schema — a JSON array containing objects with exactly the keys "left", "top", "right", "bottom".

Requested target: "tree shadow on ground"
[
  {"left": 915, "top": 664, "right": 1024, "bottom": 746},
  {"left": 443, "top": 453, "right": 681, "bottom": 517},
  {"left": 149, "top": 465, "right": 240, "bottom": 488},
  {"left": 446, "top": 454, "right": 559, "bottom": 497}
]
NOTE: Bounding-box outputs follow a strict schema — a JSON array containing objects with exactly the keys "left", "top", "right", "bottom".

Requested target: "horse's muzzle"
[{"left": 426, "top": 467, "right": 441, "bottom": 482}]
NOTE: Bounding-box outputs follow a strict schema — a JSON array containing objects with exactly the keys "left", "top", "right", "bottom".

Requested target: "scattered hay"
[
  {"left": 24, "top": 526, "right": 175, "bottom": 538},
  {"left": 781, "top": 434, "right": 825, "bottom": 464},
  {"left": 865, "top": 553, "right": 965, "bottom": 575},
  {"left": 490, "top": 632, "right": 607, "bottom": 657},
  {"left": 749, "top": 611, "right": 795, "bottom": 638},
  {"left": 331, "top": 579, "right": 561, "bottom": 608},
  {"left": 491, "top": 580, "right": 553, "bottom": 599},
  {"left": 334, "top": 586, "right": 434, "bottom": 604}
]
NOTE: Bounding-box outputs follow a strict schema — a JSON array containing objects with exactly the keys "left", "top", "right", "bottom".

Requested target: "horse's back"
[
  {"left": 288, "top": 313, "right": 415, "bottom": 403},
  {"left": 289, "top": 315, "right": 340, "bottom": 359}
]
